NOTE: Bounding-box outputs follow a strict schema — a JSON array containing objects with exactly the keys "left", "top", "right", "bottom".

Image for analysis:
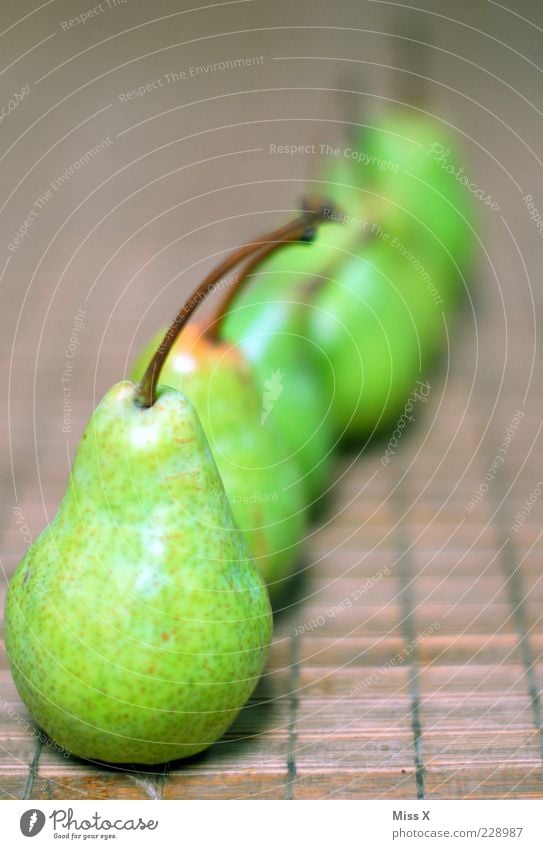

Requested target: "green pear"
[
  {"left": 130, "top": 323, "right": 309, "bottom": 601},
  {"left": 227, "top": 234, "right": 442, "bottom": 442},
  {"left": 217, "top": 203, "right": 438, "bottom": 441},
  {"left": 306, "top": 113, "right": 476, "bottom": 438},
  {"left": 351, "top": 111, "right": 476, "bottom": 292},
  {"left": 231, "top": 125, "right": 472, "bottom": 440},
  {"left": 5, "top": 381, "right": 272, "bottom": 764},
  {"left": 309, "top": 239, "right": 431, "bottom": 438},
  {"left": 220, "top": 272, "right": 335, "bottom": 501}
]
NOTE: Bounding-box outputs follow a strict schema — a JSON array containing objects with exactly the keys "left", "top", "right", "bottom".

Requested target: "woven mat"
[{"left": 1, "top": 0, "right": 542, "bottom": 802}]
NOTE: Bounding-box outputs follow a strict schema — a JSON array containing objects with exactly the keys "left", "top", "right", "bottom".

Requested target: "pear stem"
[
  {"left": 206, "top": 243, "right": 294, "bottom": 340},
  {"left": 210, "top": 202, "right": 383, "bottom": 337},
  {"left": 134, "top": 199, "right": 337, "bottom": 408},
  {"left": 206, "top": 197, "right": 337, "bottom": 340}
]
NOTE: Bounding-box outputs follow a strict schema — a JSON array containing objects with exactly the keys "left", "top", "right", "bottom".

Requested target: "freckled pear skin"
[
  {"left": 131, "top": 326, "right": 308, "bottom": 599},
  {"left": 5, "top": 381, "right": 272, "bottom": 765}
]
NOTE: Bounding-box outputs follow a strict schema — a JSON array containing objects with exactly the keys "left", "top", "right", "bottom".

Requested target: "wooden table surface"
[{"left": 1, "top": 0, "right": 542, "bottom": 800}]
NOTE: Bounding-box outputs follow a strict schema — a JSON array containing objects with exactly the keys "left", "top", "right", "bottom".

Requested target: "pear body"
[
  {"left": 310, "top": 240, "right": 434, "bottom": 438},
  {"left": 131, "top": 330, "right": 308, "bottom": 599},
  {"left": 221, "top": 277, "right": 335, "bottom": 502},
  {"left": 5, "top": 382, "right": 272, "bottom": 764}
]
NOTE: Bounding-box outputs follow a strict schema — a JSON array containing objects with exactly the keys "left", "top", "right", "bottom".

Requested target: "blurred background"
[{"left": 1, "top": 0, "right": 542, "bottom": 800}]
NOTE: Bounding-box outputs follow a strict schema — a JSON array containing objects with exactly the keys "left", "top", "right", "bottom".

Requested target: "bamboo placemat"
[{"left": 0, "top": 0, "right": 542, "bottom": 803}]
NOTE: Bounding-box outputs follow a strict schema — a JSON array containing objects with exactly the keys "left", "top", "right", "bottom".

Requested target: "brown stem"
[
  {"left": 211, "top": 204, "right": 380, "bottom": 335},
  {"left": 134, "top": 199, "right": 336, "bottom": 407},
  {"left": 207, "top": 197, "right": 338, "bottom": 339},
  {"left": 206, "top": 242, "right": 298, "bottom": 340}
]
